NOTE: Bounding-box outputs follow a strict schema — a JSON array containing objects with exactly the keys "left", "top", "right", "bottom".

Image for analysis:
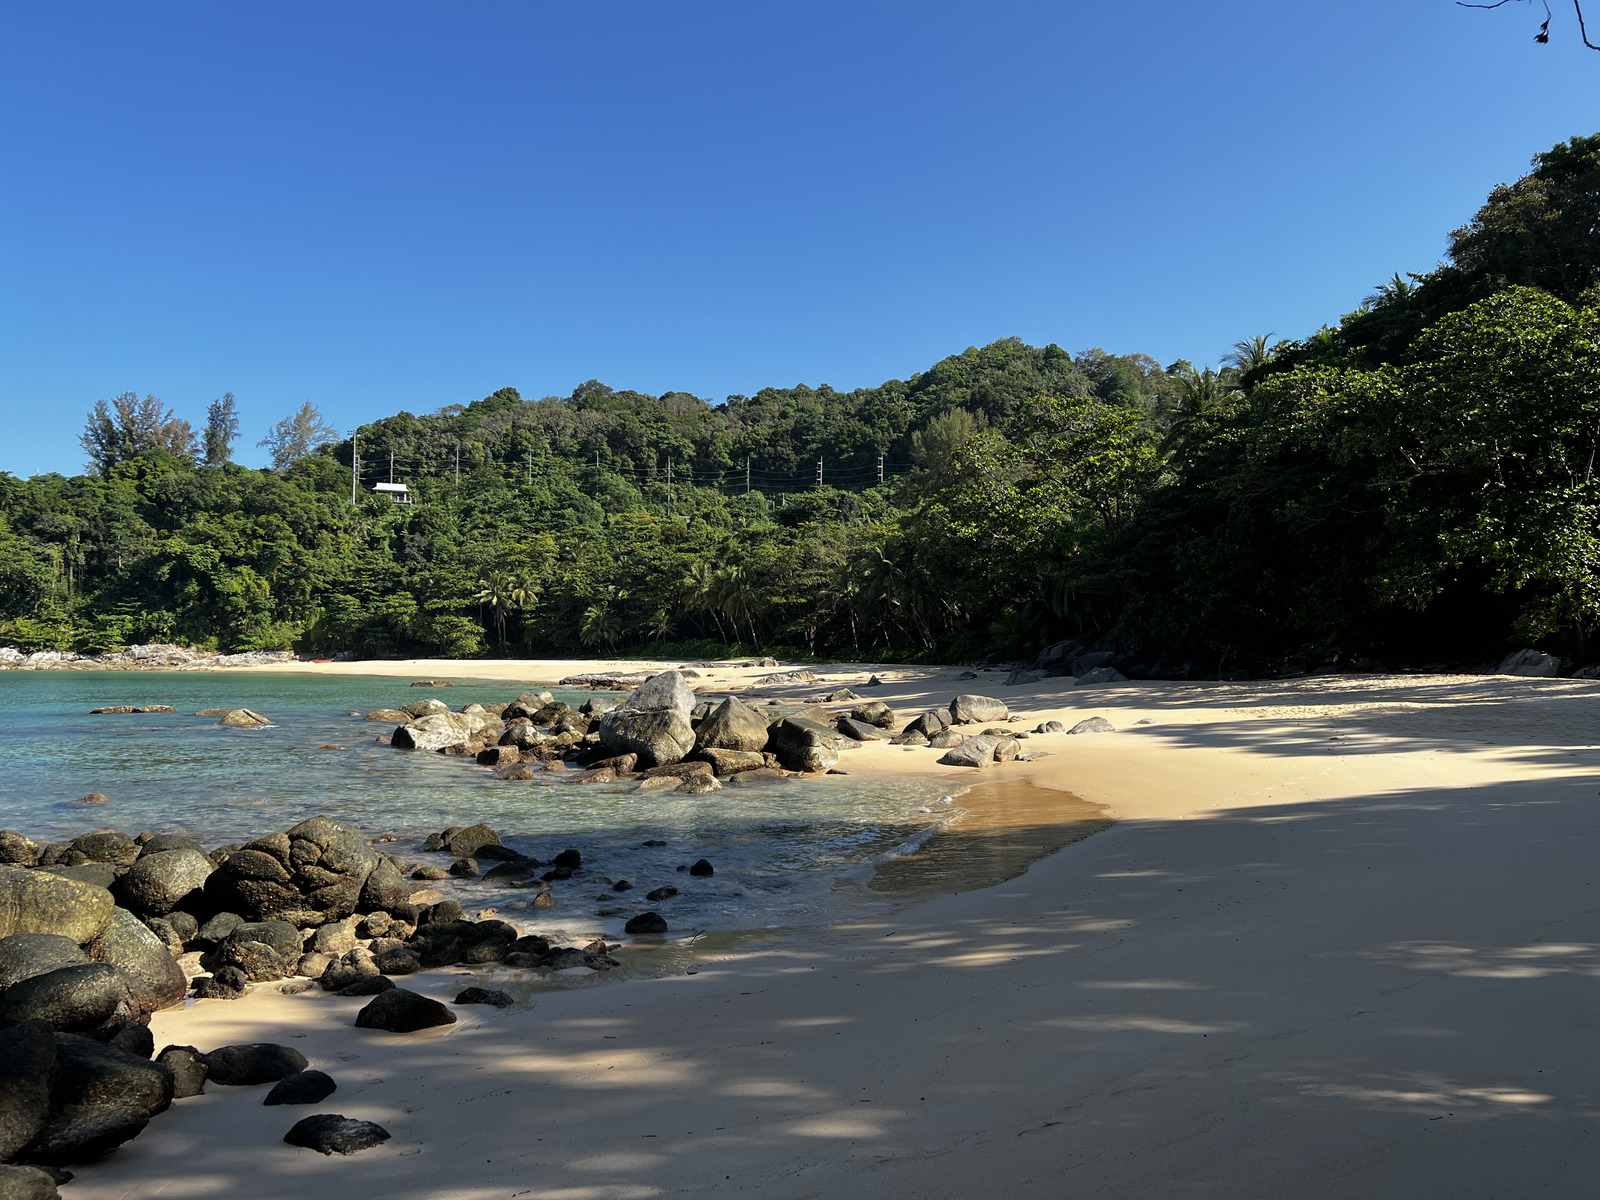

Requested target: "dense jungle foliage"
[{"left": 5, "top": 134, "right": 1600, "bottom": 674}]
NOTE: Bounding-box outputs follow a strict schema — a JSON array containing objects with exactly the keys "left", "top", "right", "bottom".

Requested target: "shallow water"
[{"left": 0, "top": 671, "right": 960, "bottom": 944}]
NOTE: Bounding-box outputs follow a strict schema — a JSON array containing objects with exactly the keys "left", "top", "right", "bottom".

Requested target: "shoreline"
[{"left": 20, "top": 663, "right": 1600, "bottom": 1196}]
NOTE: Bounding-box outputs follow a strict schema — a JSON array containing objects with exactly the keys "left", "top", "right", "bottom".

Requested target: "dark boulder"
[
  {"left": 108, "top": 1025, "right": 154, "bottom": 1059},
  {"left": 283, "top": 1113, "right": 391, "bottom": 1155},
  {"left": 153, "top": 1045, "right": 207, "bottom": 1097},
  {"left": 357, "top": 857, "right": 411, "bottom": 912},
  {"left": 333, "top": 975, "right": 395, "bottom": 998},
  {"left": 692, "top": 698, "right": 770, "bottom": 753},
  {"left": 191, "top": 967, "right": 247, "bottom": 1000},
  {"left": 0, "top": 869, "right": 112, "bottom": 944},
  {"left": 137, "top": 834, "right": 205, "bottom": 857},
  {"left": 697, "top": 748, "right": 765, "bottom": 776},
  {"left": 765, "top": 717, "right": 844, "bottom": 773},
  {"left": 0, "top": 1020, "right": 55, "bottom": 1160},
  {"left": 624, "top": 912, "right": 668, "bottom": 935},
  {"left": 688, "top": 859, "right": 714, "bottom": 877},
  {"left": 205, "top": 817, "right": 377, "bottom": 928},
  {"left": 0, "top": 936, "right": 87, "bottom": 991},
  {"left": 217, "top": 940, "right": 286, "bottom": 984},
  {"left": 445, "top": 824, "right": 502, "bottom": 858},
  {"left": 553, "top": 848, "right": 582, "bottom": 869},
  {"left": 62, "top": 832, "right": 140, "bottom": 869},
  {"left": 0, "top": 834, "right": 40, "bottom": 868},
  {"left": 264, "top": 1070, "right": 336, "bottom": 1106},
  {"left": 96, "top": 908, "right": 187, "bottom": 1013},
  {"left": 113, "top": 849, "right": 214, "bottom": 917},
  {"left": 200, "top": 1043, "right": 307, "bottom": 1086},
  {"left": 25, "top": 1033, "right": 174, "bottom": 1164},
  {"left": 194, "top": 912, "right": 244, "bottom": 946},
  {"left": 0, "top": 963, "right": 137, "bottom": 1035},
  {"left": 644, "top": 886, "right": 677, "bottom": 901},
  {"left": 353, "top": 988, "right": 456, "bottom": 1033}
]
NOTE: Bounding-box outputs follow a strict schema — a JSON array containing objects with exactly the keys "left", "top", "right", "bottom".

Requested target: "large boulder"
[
  {"left": 0, "top": 936, "right": 88, "bottom": 991},
  {"left": 153, "top": 1045, "right": 207, "bottom": 1097},
  {"left": 200, "top": 1043, "right": 307, "bottom": 1086},
  {"left": 137, "top": 835, "right": 205, "bottom": 857},
  {"left": 937, "top": 734, "right": 1002, "bottom": 768},
  {"left": 0, "top": 1165, "right": 58, "bottom": 1198},
  {"left": 620, "top": 670, "right": 694, "bottom": 717},
  {"left": 95, "top": 908, "right": 186, "bottom": 1014},
  {"left": 445, "top": 825, "right": 502, "bottom": 858},
  {"left": 0, "top": 834, "right": 40, "bottom": 867},
  {"left": 357, "top": 857, "right": 410, "bottom": 912},
  {"left": 1498, "top": 648, "right": 1560, "bottom": 677},
  {"left": 0, "top": 870, "right": 114, "bottom": 947},
  {"left": 766, "top": 718, "right": 844, "bottom": 773},
  {"left": 849, "top": 701, "right": 897, "bottom": 729},
  {"left": 216, "top": 709, "right": 271, "bottom": 727},
  {"left": 353, "top": 988, "right": 456, "bottom": 1033},
  {"left": 25, "top": 1033, "right": 175, "bottom": 1164},
  {"left": 597, "top": 710, "right": 694, "bottom": 768},
  {"left": 61, "top": 832, "right": 140, "bottom": 869},
  {"left": 693, "top": 698, "right": 770, "bottom": 753},
  {"left": 836, "top": 718, "right": 885, "bottom": 741},
  {"left": 901, "top": 711, "right": 949, "bottom": 739},
  {"left": 949, "top": 695, "right": 1007, "bottom": 724},
  {"left": 112, "top": 848, "right": 214, "bottom": 917},
  {"left": 0, "top": 963, "right": 138, "bottom": 1035},
  {"left": 391, "top": 713, "right": 477, "bottom": 752},
  {"left": 399, "top": 698, "right": 450, "bottom": 719},
  {"left": 205, "top": 818, "right": 377, "bottom": 927},
  {"left": 698, "top": 748, "right": 766, "bottom": 776},
  {"left": 0, "top": 1020, "right": 55, "bottom": 1160}
]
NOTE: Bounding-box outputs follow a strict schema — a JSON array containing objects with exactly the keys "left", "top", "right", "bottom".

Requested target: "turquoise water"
[{"left": 0, "top": 671, "right": 956, "bottom": 942}]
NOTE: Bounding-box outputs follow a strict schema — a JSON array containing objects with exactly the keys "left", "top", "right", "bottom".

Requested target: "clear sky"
[{"left": 2, "top": 1, "right": 1597, "bottom": 476}]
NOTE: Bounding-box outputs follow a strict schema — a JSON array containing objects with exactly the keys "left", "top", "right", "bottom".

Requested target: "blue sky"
[{"left": 2, "top": 1, "right": 1597, "bottom": 476}]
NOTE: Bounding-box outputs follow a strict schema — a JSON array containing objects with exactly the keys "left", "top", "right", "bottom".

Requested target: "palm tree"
[
  {"left": 1160, "top": 364, "right": 1243, "bottom": 458},
  {"left": 579, "top": 587, "right": 628, "bottom": 652},
  {"left": 677, "top": 559, "right": 726, "bottom": 642},
  {"left": 474, "top": 571, "right": 539, "bottom": 650},
  {"left": 1363, "top": 272, "right": 1419, "bottom": 309},
  {"left": 1221, "top": 334, "right": 1276, "bottom": 376}
]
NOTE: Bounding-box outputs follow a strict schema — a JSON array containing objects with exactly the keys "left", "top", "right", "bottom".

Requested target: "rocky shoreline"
[
  {"left": 0, "top": 669, "right": 1121, "bottom": 1194},
  {"left": 0, "top": 644, "right": 302, "bottom": 672}
]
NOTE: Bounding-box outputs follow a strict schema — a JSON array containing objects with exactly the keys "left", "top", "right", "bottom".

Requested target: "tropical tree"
[
  {"left": 80, "top": 392, "right": 197, "bottom": 474},
  {"left": 260, "top": 402, "right": 339, "bottom": 471},
  {"left": 203, "top": 392, "right": 240, "bottom": 466}
]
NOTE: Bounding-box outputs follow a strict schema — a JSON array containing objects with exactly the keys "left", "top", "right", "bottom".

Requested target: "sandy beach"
[{"left": 61, "top": 662, "right": 1600, "bottom": 1198}]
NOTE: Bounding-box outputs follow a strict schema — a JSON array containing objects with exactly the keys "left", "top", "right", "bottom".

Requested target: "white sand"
[{"left": 65, "top": 668, "right": 1600, "bottom": 1198}]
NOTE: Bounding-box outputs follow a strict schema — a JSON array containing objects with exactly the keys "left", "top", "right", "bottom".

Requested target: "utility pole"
[
  {"left": 745, "top": 457, "right": 751, "bottom": 494},
  {"left": 454, "top": 443, "right": 460, "bottom": 492},
  {"left": 526, "top": 453, "right": 532, "bottom": 486},
  {"left": 350, "top": 432, "right": 358, "bottom": 505},
  {"left": 877, "top": 454, "right": 884, "bottom": 484},
  {"left": 667, "top": 455, "right": 673, "bottom": 517},
  {"left": 389, "top": 450, "right": 394, "bottom": 485},
  {"left": 815, "top": 457, "right": 823, "bottom": 488}
]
